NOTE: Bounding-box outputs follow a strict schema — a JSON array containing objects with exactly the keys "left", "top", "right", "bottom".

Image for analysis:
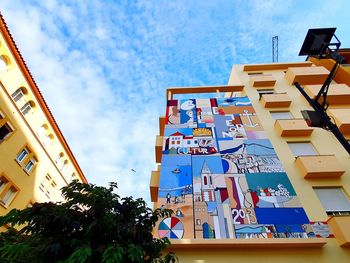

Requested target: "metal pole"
[{"left": 295, "top": 82, "right": 350, "bottom": 155}]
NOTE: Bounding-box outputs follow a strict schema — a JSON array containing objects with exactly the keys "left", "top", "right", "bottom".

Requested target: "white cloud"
[{"left": 2, "top": 0, "right": 350, "bottom": 205}]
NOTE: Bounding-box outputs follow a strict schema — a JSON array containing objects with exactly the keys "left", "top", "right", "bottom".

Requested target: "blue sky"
[{"left": 2, "top": 0, "right": 350, "bottom": 204}]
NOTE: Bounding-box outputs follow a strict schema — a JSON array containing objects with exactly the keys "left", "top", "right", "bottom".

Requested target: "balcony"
[
  {"left": 274, "top": 119, "right": 314, "bottom": 137},
  {"left": 328, "top": 216, "right": 350, "bottom": 247},
  {"left": 261, "top": 93, "right": 291, "bottom": 108},
  {"left": 150, "top": 171, "right": 160, "bottom": 202},
  {"left": 304, "top": 84, "right": 350, "bottom": 105},
  {"left": 309, "top": 57, "right": 350, "bottom": 87},
  {"left": 328, "top": 109, "right": 350, "bottom": 135},
  {"left": 295, "top": 155, "right": 345, "bottom": 179},
  {"left": 285, "top": 66, "right": 329, "bottom": 85},
  {"left": 159, "top": 116, "right": 165, "bottom": 136},
  {"left": 155, "top": 135, "right": 163, "bottom": 163},
  {"left": 249, "top": 74, "right": 276, "bottom": 87}
]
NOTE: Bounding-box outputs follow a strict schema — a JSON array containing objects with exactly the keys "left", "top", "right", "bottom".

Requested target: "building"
[
  {"left": 150, "top": 56, "right": 350, "bottom": 261},
  {"left": 0, "top": 14, "right": 87, "bottom": 218}
]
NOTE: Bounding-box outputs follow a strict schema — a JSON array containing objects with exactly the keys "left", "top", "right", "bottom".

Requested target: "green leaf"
[
  {"left": 127, "top": 244, "right": 143, "bottom": 263},
  {"left": 64, "top": 245, "right": 92, "bottom": 263},
  {"left": 101, "top": 245, "right": 124, "bottom": 263}
]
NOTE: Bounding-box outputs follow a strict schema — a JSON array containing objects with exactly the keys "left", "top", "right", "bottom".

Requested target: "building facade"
[
  {"left": 0, "top": 14, "right": 87, "bottom": 218},
  {"left": 151, "top": 59, "right": 350, "bottom": 261}
]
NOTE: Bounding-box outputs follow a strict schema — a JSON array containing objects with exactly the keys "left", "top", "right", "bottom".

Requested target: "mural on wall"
[{"left": 156, "top": 95, "right": 327, "bottom": 239}]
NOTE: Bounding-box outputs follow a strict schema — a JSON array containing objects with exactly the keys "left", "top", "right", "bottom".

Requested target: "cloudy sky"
[{"left": 2, "top": 0, "right": 350, "bottom": 204}]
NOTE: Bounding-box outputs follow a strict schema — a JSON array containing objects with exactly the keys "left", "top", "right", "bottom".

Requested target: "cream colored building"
[
  {"left": 151, "top": 58, "right": 350, "bottom": 261},
  {"left": 0, "top": 14, "right": 87, "bottom": 216}
]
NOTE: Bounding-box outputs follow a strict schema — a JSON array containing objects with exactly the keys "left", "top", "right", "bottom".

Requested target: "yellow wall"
[
  {"left": 173, "top": 242, "right": 350, "bottom": 263},
  {"left": 0, "top": 21, "right": 86, "bottom": 215}
]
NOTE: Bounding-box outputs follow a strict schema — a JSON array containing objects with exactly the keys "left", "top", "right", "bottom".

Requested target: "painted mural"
[{"left": 156, "top": 93, "right": 327, "bottom": 239}]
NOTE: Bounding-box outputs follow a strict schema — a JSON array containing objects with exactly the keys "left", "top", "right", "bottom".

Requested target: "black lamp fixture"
[{"left": 295, "top": 28, "right": 350, "bottom": 154}]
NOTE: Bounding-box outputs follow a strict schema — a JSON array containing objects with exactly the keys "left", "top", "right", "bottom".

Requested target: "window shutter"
[
  {"left": 288, "top": 142, "right": 317, "bottom": 156},
  {"left": 315, "top": 188, "right": 350, "bottom": 212}
]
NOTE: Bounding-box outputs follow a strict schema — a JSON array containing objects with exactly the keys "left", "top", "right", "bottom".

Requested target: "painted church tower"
[{"left": 201, "top": 161, "right": 216, "bottom": 202}]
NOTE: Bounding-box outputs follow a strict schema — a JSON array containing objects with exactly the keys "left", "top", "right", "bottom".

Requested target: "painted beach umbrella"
[{"left": 158, "top": 217, "right": 184, "bottom": 239}]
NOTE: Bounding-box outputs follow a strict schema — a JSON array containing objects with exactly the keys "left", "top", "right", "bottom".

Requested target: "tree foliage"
[{"left": 0, "top": 181, "right": 176, "bottom": 263}]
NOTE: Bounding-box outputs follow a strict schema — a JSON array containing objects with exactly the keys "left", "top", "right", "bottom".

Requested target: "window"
[
  {"left": 287, "top": 142, "right": 318, "bottom": 156},
  {"left": 0, "top": 123, "right": 13, "bottom": 141},
  {"left": 24, "top": 158, "right": 36, "bottom": 173},
  {"left": 60, "top": 160, "right": 68, "bottom": 172},
  {"left": 11, "top": 87, "right": 27, "bottom": 102},
  {"left": 37, "top": 124, "right": 48, "bottom": 138},
  {"left": 314, "top": 187, "right": 350, "bottom": 216},
  {"left": 258, "top": 89, "right": 275, "bottom": 99},
  {"left": 16, "top": 147, "right": 29, "bottom": 163},
  {"left": 20, "top": 100, "right": 35, "bottom": 115},
  {"left": 55, "top": 152, "right": 64, "bottom": 164},
  {"left": 39, "top": 174, "right": 57, "bottom": 199},
  {"left": 1, "top": 187, "right": 17, "bottom": 206},
  {"left": 20, "top": 102, "right": 32, "bottom": 115},
  {"left": 270, "top": 111, "right": 293, "bottom": 120},
  {"left": 43, "top": 134, "right": 54, "bottom": 147},
  {"left": 0, "top": 175, "right": 18, "bottom": 208},
  {"left": 70, "top": 172, "right": 76, "bottom": 182},
  {"left": 37, "top": 124, "right": 54, "bottom": 147},
  {"left": 0, "top": 110, "right": 14, "bottom": 142},
  {"left": 16, "top": 146, "right": 38, "bottom": 174},
  {"left": 248, "top": 72, "right": 263, "bottom": 75}
]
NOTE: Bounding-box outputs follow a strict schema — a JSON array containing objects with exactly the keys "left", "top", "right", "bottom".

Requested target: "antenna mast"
[{"left": 272, "top": 36, "right": 278, "bottom": 62}]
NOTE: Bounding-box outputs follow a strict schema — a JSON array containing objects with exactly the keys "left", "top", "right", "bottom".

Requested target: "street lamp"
[{"left": 295, "top": 28, "right": 350, "bottom": 154}]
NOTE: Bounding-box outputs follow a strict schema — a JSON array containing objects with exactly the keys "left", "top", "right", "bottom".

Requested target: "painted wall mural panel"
[{"left": 156, "top": 95, "right": 329, "bottom": 240}]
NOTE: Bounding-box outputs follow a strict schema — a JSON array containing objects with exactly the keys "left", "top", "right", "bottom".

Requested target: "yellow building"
[
  {"left": 151, "top": 56, "right": 350, "bottom": 260},
  {"left": 0, "top": 14, "right": 87, "bottom": 216}
]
